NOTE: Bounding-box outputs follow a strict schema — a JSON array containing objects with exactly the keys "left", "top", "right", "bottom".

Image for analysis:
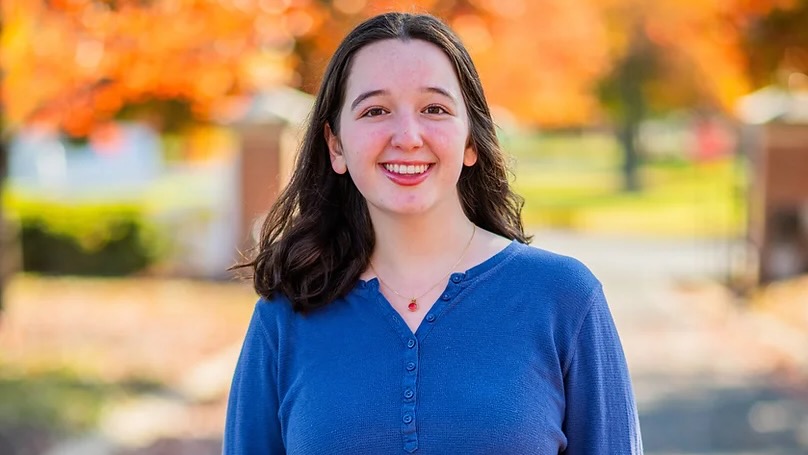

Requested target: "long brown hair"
[{"left": 233, "top": 12, "right": 530, "bottom": 312}]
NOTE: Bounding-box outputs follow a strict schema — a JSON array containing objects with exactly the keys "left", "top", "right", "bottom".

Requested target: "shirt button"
[
  {"left": 404, "top": 388, "right": 414, "bottom": 399},
  {"left": 426, "top": 314, "right": 436, "bottom": 322},
  {"left": 403, "top": 414, "right": 413, "bottom": 424},
  {"left": 441, "top": 293, "right": 450, "bottom": 301},
  {"left": 451, "top": 274, "right": 463, "bottom": 283},
  {"left": 407, "top": 339, "right": 416, "bottom": 348},
  {"left": 406, "top": 362, "right": 416, "bottom": 371}
]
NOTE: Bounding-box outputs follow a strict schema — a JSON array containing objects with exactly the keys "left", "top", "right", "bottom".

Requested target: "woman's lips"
[{"left": 378, "top": 163, "right": 434, "bottom": 186}]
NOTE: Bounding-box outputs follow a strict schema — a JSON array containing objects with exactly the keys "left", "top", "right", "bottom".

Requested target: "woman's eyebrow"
[
  {"left": 423, "top": 86, "right": 457, "bottom": 102},
  {"left": 351, "top": 89, "right": 388, "bottom": 111}
]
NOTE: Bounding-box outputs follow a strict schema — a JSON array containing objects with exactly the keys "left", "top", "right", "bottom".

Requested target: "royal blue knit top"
[{"left": 223, "top": 240, "right": 643, "bottom": 454}]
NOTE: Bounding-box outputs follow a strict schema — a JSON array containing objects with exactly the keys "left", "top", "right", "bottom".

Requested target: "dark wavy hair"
[{"left": 233, "top": 12, "right": 530, "bottom": 312}]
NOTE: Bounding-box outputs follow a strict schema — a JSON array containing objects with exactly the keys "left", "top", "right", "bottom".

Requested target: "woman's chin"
[{"left": 370, "top": 201, "right": 435, "bottom": 218}]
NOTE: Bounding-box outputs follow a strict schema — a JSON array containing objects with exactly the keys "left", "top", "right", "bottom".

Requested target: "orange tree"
[
  {"left": 743, "top": 0, "right": 808, "bottom": 86},
  {"left": 291, "top": 0, "right": 611, "bottom": 126},
  {"left": 0, "top": 0, "right": 315, "bottom": 310},
  {"left": 1, "top": 0, "right": 309, "bottom": 137},
  {"left": 596, "top": 0, "right": 802, "bottom": 190}
]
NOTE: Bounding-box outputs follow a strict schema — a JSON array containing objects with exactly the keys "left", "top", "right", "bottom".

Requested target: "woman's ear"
[
  {"left": 325, "top": 123, "right": 347, "bottom": 174},
  {"left": 463, "top": 142, "right": 478, "bottom": 167}
]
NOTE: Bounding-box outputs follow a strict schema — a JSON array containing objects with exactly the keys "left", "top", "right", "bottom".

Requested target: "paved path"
[{"left": 533, "top": 230, "right": 808, "bottom": 454}]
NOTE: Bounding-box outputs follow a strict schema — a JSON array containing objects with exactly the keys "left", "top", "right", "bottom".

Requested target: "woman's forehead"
[{"left": 343, "top": 39, "right": 462, "bottom": 98}]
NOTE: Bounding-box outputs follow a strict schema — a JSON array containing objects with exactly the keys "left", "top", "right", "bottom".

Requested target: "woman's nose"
[{"left": 390, "top": 113, "right": 424, "bottom": 150}]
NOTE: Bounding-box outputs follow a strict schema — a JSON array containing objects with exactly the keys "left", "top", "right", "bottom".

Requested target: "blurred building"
[
  {"left": 738, "top": 85, "right": 808, "bottom": 283},
  {"left": 5, "top": 87, "right": 313, "bottom": 280},
  {"left": 226, "top": 87, "right": 313, "bottom": 257}
]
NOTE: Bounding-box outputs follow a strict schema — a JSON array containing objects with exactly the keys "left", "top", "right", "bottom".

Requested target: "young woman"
[{"left": 224, "top": 12, "right": 642, "bottom": 454}]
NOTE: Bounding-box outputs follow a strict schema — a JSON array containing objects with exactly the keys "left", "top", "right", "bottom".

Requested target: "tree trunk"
[
  {"left": 616, "top": 44, "right": 647, "bottom": 193},
  {"left": 618, "top": 116, "right": 641, "bottom": 193}
]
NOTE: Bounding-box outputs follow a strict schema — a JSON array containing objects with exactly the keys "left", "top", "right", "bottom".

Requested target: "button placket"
[
  {"left": 401, "top": 338, "right": 419, "bottom": 453},
  {"left": 376, "top": 272, "right": 470, "bottom": 454}
]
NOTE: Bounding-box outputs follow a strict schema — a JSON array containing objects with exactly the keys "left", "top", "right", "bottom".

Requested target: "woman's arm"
[
  {"left": 562, "top": 286, "right": 643, "bottom": 454},
  {"left": 223, "top": 303, "right": 285, "bottom": 454}
]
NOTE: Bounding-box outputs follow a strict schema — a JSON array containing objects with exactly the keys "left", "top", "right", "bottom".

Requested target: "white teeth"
[{"left": 383, "top": 163, "right": 429, "bottom": 175}]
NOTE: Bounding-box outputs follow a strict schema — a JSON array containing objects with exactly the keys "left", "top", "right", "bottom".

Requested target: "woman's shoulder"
[
  {"left": 249, "top": 293, "right": 297, "bottom": 338},
  {"left": 506, "top": 240, "right": 600, "bottom": 291}
]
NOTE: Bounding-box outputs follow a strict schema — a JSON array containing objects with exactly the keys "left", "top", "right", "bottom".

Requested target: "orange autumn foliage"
[
  {"left": 2, "top": 0, "right": 305, "bottom": 137},
  {"left": 457, "top": 0, "right": 610, "bottom": 126},
  {"left": 597, "top": 0, "right": 795, "bottom": 114},
  {"left": 1, "top": 0, "right": 800, "bottom": 135},
  {"left": 285, "top": 0, "right": 609, "bottom": 126},
  {"left": 291, "top": 0, "right": 796, "bottom": 126}
]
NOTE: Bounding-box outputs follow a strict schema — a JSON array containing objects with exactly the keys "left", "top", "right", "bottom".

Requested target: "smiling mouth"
[{"left": 381, "top": 163, "right": 432, "bottom": 175}]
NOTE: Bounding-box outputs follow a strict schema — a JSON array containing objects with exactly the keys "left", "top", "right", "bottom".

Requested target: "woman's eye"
[
  {"left": 425, "top": 105, "right": 447, "bottom": 115},
  {"left": 363, "top": 108, "right": 386, "bottom": 117}
]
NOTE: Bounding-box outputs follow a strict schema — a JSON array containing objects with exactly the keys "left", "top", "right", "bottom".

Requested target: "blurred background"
[{"left": 1, "top": 0, "right": 808, "bottom": 454}]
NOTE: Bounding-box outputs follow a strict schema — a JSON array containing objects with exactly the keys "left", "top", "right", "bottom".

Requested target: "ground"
[
  {"left": 540, "top": 230, "right": 808, "bottom": 454},
  {"left": 1, "top": 230, "right": 807, "bottom": 454}
]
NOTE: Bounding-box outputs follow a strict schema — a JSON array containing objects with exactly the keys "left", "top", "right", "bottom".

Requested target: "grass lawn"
[{"left": 504, "top": 131, "right": 747, "bottom": 238}]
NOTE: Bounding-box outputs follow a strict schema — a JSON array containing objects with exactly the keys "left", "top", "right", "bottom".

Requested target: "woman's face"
[{"left": 325, "top": 38, "right": 477, "bottom": 219}]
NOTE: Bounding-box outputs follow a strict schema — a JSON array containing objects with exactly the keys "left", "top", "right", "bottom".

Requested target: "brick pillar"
[
  {"left": 237, "top": 121, "right": 285, "bottom": 254},
  {"left": 752, "top": 123, "right": 808, "bottom": 282}
]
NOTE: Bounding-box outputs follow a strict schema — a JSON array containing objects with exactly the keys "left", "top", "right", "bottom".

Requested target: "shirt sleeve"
[
  {"left": 223, "top": 302, "right": 286, "bottom": 454},
  {"left": 561, "top": 285, "right": 643, "bottom": 454}
]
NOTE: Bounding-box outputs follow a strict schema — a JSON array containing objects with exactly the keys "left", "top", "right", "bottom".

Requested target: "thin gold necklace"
[{"left": 369, "top": 224, "right": 476, "bottom": 312}]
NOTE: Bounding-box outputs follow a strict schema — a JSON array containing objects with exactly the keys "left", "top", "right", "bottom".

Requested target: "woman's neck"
[{"left": 368, "top": 203, "right": 476, "bottom": 282}]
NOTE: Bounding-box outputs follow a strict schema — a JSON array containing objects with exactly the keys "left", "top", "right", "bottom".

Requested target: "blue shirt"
[{"left": 224, "top": 240, "right": 643, "bottom": 454}]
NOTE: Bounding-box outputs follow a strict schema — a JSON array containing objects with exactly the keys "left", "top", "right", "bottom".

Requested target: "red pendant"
[{"left": 407, "top": 299, "right": 418, "bottom": 312}]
